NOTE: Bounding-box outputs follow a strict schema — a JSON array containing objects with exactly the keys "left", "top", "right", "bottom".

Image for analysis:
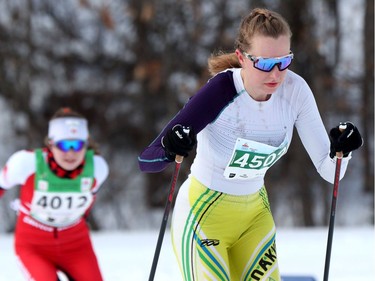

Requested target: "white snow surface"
[{"left": 0, "top": 227, "right": 373, "bottom": 281}]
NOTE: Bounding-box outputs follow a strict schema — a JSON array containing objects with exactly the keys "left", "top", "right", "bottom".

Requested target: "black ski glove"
[
  {"left": 162, "top": 124, "right": 197, "bottom": 161},
  {"left": 329, "top": 121, "right": 363, "bottom": 158}
]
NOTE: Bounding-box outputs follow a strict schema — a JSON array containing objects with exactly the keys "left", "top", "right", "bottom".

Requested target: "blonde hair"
[
  {"left": 208, "top": 8, "right": 292, "bottom": 76},
  {"left": 45, "top": 107, "right": 101, "bottom": 154}
]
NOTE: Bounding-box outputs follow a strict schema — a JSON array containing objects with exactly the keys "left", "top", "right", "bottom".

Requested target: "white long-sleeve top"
[{"left": 139, "top": 68, "right": 350, "bottom": 195}]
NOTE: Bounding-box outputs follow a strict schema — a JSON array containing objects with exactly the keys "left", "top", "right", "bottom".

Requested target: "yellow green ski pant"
[{"left": 171, "top": 176, "right": 280, "bottom": 281}]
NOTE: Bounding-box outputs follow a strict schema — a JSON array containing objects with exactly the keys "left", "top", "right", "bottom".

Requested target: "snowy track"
[{"left": 0, "top": 227, "right": 373, "bottom": 281}]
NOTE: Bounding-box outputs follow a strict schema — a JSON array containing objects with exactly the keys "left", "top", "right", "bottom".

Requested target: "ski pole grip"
[
  {"left": 175, "top": 155, "right": 184, "bottom": 163},
  {"left": 336, "top": 124, "right": 347, "bottom": 159}
]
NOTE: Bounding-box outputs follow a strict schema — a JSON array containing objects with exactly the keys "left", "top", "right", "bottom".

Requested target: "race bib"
[
  {"left": 30, "top": 181, "right": 94, "bottom": 227},
  {"left": 224, "top": 137, "right": 288, "bottom": 180}
]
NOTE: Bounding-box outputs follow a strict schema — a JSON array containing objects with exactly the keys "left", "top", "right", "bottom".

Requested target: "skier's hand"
[
  {"left": 329, "top": 121, "right": 363, "bottom": 158},
  {"left": 162, "top": 124, "right": 196, "bottom": 161}
]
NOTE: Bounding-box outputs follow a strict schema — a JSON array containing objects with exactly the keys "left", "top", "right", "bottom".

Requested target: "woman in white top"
[{"left": 138, "top": 8, "right": 362, "bottom": 281}]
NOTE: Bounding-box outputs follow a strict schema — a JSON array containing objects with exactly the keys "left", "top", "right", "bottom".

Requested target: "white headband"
[{"left": 48, "top": 117, "right": 89, "bottom": 142}]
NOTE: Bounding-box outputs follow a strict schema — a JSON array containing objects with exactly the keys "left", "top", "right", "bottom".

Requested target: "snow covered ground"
[{"left": 0, "top": 227, "right": 373, "bottom": 281}]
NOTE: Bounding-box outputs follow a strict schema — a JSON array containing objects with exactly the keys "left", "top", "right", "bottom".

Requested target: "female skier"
[
  {"left": 0, "top": 107, "right": 109, "bottom": 281},
  {"left": 138, "top": 8, "right": 363, "bottom": 281}
]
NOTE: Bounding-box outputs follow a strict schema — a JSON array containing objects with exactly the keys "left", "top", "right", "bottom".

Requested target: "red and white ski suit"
[{"left": 0, "top": 149, "right": 109, "bottom": 281}]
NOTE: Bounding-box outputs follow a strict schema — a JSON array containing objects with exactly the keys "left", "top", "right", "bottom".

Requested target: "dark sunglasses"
[
  {"left": 243, "top": 52, "right": 294, "bottom": 72},
  {"left": 55, "top": 140, "right": 86, "bottom": 152}
]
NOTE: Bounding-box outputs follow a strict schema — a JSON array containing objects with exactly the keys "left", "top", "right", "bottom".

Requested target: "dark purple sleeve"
[{"left": 138, "top": 70, "right": 238, "bottom": 173}]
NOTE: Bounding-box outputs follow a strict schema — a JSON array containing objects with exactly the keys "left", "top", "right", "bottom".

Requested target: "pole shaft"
[
  {"left": 323, "top": 157, "right": 342, "bottom": 281},
  {"left": 148, "top": 160, "right": 182, "bottom": 281}
]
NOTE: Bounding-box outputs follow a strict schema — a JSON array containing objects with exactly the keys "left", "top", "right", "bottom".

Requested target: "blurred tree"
[
  {"left": 362, "top": 0, "right": 374, "bottom": 222},
  {"left": 363, "top": 0, "right": 374, "bottom": 194},
  {"left": 0, "top": 0, "right": 372, "bottom": 230}
]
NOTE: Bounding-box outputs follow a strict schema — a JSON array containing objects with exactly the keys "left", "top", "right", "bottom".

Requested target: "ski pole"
[
  {"left": 323, "top": 125, "right": 346, "bottom": 281},
  {"left": 148, "top": 154, "right": 183, "bottom": 281}
]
